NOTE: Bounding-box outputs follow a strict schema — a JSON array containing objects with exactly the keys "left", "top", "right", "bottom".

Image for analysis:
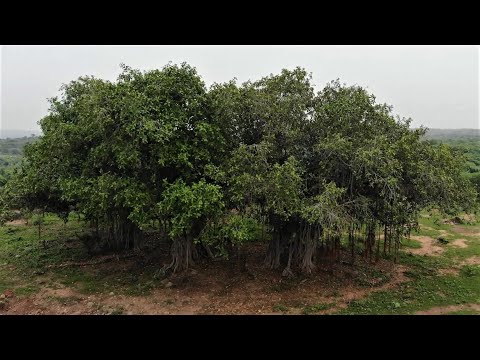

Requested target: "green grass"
[
  {"left": 401, "top": 237, "right": 422, "bottom": 249},
  {"left": 272, "top": 303, "right": 289, "bottom": 313},
  {"left": 0, "top": 268, "right": 14, "bottom": 294},
  {"left": 0, "top": 216, "right": 88, "bottom": 296},
  {"left": 335, "top": 214, "right": 480, "bottom": 314},
  {"left": 338, "top": 253, "right": 480, "bottom": 315},
  {"left": 303, "top": 303, "right": 335, "bottom": 314},
  {"left": 0, "top": 213, "right": 161, "bottom": 297},
  {"left": 340, "top": 274, "right": 480, "bottom": 315},
  {"left": 354, "top": 266, "right": 391, "bottom": 287},
  {"left": 14, "top": 285, "right": 39, "bottom": 296}
]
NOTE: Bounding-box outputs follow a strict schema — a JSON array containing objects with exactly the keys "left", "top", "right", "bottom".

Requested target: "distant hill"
[
  {"left": 0, "top": 135, "right": 38, "bottom": 156},
  {"left": 423, "top": 128, "right": 480, "bottom": 140},
  {"left": 0, "top": 129, "right": 41, "bottom": 139}
]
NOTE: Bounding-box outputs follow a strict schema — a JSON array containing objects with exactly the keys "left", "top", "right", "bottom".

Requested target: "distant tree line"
[
  {"left": 0, "top": 64, "right": 476, "bottom": 274},
  {"left": 0, "top": 136, "right": 38, "bottom": 187},
  {"left": 0, "top": 136, "right": 38, "bottom": 155}
]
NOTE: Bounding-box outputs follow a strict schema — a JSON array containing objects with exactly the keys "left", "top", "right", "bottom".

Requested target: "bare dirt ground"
[
  {"left": 416, "top": 303, "right": 480, "bottom": 315},
  {"left": 406, "top": 236, "right": 444, "bottom": 256},
  {"left": 5, "top": 219, "right": 27, "bottom": 226},
  {"left": 451, "top": 239, "right": 468, "bottom": 248},
  {"left": 438, "top": 267, "right": 460, "bottom": 276},
  {"left": 0, "top": 248, "right": 409, "bottom": 315},
  {"left": 460, "top": 256, "right": 480, "bottom": 266},
  {"left": 451, "top": 225, "right": 480, "bottom": 237}
]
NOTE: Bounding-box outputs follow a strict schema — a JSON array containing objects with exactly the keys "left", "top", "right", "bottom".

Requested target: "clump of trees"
[{"left": 0, "top": 63, "right": 476, "bottom": 274}]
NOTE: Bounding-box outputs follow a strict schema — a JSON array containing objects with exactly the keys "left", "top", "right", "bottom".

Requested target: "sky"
[{"left": 1, "top": 45, "right": 479, "bottom": 135}]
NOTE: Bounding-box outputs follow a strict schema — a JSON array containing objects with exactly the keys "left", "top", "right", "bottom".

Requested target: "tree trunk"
[
  {"left": 383, "top": 225, "right": 387, "bottom": 256},
  {"left": 264, "top": 231, "right": 282, "bottom": 269},
  {"left": 165, "top": 234, "right": 195, "bottom": 273}
]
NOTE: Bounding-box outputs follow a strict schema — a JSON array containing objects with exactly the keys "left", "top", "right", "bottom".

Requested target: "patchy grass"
[
  {"left": 337, "top": 213, "right": 480, "bottom": 314},
  {"left": 401, "top": 237, "right": 422, "bottom": 249},
  {"left": 49, "top": 295, "right": 84, "bottom": 306},
  {"left": 14, "top": 285, "right": 39, "bottom": 297},
  {"left": 269, "top": 278, "right": 300, "bottom": 293},
  {"left": 1, "top": 210, "right": 480, "bottom": 315},
  {"left": 460, "top": 265, "right": 480, "bottom": 278},
  {"left": 0, "top": 215, "right": 90, "bottom": 297},
  {"left": 303, "top": 303, "right": 335, "bottom": 315},
  {"left": 340, "top": 274, "right": 480, "bottom": 315},
  {"left": 354, "top": 267, "right": 391, "bottom": 287},
  {"left": 446, "top": 309, "right": 480, "bottom": 315},
  {"left": 109, "top": 306, "right": 126, "bottom": 315},
  {"left": 272, "top": 303, "right": 289, "bottom": 313},
  {"left": 0, "top": 213, "right": 163, "bottom": 297},
  {"left": 339, "top": 252, "right": 480, "bottom": 314}
]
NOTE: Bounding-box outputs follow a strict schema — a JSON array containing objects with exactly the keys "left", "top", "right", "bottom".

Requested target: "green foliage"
[
  {"left": 0, "top": 136, "right": 38, "bottom": 156},
  {"left": 272, "top": 303, "right": 289, "bottom": 313},
  {"left": 217, "top": 214, "right": 261, "bottom": 246},
  {"left": 200, "top": 213, "right": 262, "bottom": 258},
  {"left": 157, "top": 179, "right": 224, "bottom": 239}
]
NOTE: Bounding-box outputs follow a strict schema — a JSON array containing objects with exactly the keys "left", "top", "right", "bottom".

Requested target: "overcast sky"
[{"left": 1, "top": 45, "right": 479, "bottom": 133}]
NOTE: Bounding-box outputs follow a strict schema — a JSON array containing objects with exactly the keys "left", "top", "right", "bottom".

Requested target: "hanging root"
[
  {"left": 264, "top": 236, "right": 282, "bottom": 269},
  {"left": 163, "top": 236, "right": 195, "bottom": 273},
  {"left": 282, "top": 241, "right": 295, "bottom": 278}
]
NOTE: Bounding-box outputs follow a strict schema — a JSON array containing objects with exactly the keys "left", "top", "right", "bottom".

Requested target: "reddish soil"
[
  {"left": 416, "top": 303, "right": 480, "bottom": 315},
  {"left": 5, "top": 219, "right": 27, "bottom": 226},
  {"left": 460, "top": 256, "right": 480, "bottom": 266},
  {"left": 406, "top": 236, "right": 444, "bottom": 256},
  {"left": 438, "top": 268, "right": 460, "bottom": 276},
  {"left": 451, "top": 239, "right": 468, "bottom": 248},
  {"left": 451, "top": 225, "right": 480, "bottom": 237},
  {"left": 0, "top": 248, "right": 409, "bottom": 315}
]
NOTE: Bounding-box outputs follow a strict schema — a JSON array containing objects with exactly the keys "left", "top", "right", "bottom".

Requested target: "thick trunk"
[
  {"left": 282, "top": 241, "right": 295, "bottom": 278},
  {"left": 264, "top": 233, "right": 282, "bottom": 269},
  {"left": 299, "top": 239, "right": 315, "bottom": 274},
  {"left": 295, "top": 225, "right": 316, "bottom": 274},
  {"left": 165, "top": 234, "right": 195, "bottom": 273}
]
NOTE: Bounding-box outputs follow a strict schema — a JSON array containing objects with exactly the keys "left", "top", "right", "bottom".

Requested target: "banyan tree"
[{"left": 1, "top": 64, "right": 476, "bottom": 274}]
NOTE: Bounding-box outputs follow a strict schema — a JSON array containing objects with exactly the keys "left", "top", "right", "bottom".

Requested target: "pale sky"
[{"left": 1, "top": 45, "right": 479, "bottom": 134}]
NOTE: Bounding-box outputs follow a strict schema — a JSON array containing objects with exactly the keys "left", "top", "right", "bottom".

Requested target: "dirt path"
[
  {"left": 406, "top": 236, "right": 444, "bottom": 256},
  {"left": 451, "top": 225, "right": 480, "bottom": 237},
  {"left": 0, "top": 262, "right": 410, "bottom": 315},
  {"left": 5, "top": 219, "right": 27, "bottom": 226},
  {"left": 460, "top": 256, "right": 480, "bottom": 266},
  {"left": 415, "top": 303, "right": 480, "bottom": 315},
  {"left": 318, "top": 264, "right": 409, "bottom": 314},
  {"left": 451, "top": 239, "right": 468, "bottom": 248},
  {"left": 2, "top": 282, "right": 209, "bottom": 315}
]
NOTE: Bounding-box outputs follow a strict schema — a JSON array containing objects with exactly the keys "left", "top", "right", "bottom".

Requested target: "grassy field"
[
  {"left": 339, "top": 212, "right": 480, "bottom": 315},
  {"left": 0, "top": 211, "right": 479, "bottom": 315}
]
